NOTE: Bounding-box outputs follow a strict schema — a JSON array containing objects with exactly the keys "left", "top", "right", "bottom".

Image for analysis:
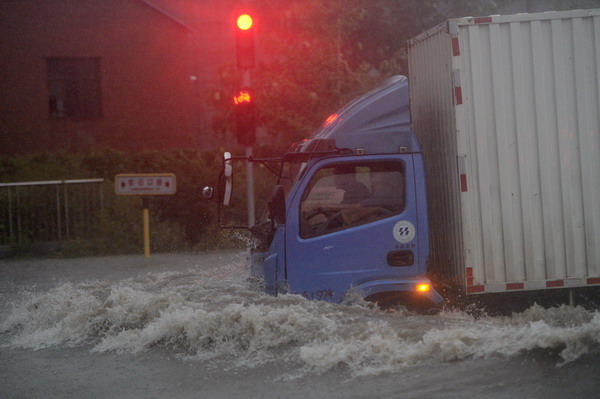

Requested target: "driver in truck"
[
  {"left": 361, "top": 164, "right": 404, "bottom": 212},
  {"left": 334, "top": 165, "right": 370, "bottom": 205}
]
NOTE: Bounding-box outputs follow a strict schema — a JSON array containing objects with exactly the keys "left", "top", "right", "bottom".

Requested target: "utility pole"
[{"left": 234, "top": 13, "right": 256, "bottom": 227}]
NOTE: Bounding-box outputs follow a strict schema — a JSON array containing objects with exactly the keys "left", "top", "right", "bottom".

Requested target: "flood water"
[{"left": 1, "top": 252, "right": 599, "bottom": 398}]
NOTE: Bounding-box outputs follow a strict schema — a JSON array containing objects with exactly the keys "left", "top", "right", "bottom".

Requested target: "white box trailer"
[{"left": 407, "top": 9, "right": 600, "bottom": 296}]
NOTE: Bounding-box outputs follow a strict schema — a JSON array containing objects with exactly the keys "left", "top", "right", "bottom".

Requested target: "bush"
[{"left": 0, "top": 148, "right": 279, "bottom": 257}]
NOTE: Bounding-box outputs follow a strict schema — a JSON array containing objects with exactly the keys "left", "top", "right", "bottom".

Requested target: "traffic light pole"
[
  {"left": 245, "top": 145, "right": 255, "bottom": 228},
  {"left": 242, "top": 70, "right": 255, "bottom": 228},
  {"left": 235, "top": 13, "right": 256, "bottom": 228}
]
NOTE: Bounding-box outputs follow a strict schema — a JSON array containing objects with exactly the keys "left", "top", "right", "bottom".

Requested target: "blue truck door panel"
[
  {"left": 284, "top": 155, "right": 422, "bottom": 302},
  {"left": 257, "top": 225, "right": 285, "bottom": 296}
]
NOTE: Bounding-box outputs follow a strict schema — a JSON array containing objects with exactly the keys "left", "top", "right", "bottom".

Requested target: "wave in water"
[{"left": 1, "top": 264, "right": 599, "bottom": 377}]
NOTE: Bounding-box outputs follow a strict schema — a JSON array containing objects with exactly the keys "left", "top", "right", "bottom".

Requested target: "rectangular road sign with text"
[{"left": 115, "top": 173, "right": 176, "bottom": 195}]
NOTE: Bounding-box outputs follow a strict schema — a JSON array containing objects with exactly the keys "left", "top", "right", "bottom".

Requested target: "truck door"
[{"left": 284, "top": 155, "right": 424, "bottom": 302}]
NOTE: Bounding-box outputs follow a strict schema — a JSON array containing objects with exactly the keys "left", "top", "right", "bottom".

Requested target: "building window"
[{"left": 46, "top": 58, "right": 102, "bottom": 119}]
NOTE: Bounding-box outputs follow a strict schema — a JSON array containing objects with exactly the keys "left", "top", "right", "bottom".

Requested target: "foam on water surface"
[{"left": 2, "top": 254, "right": 599, "bottom": 378}]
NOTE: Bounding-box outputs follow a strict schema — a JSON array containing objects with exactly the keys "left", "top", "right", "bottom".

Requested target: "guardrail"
[{"left": 0, "top": 179, "right": 104, "bottom": 245}]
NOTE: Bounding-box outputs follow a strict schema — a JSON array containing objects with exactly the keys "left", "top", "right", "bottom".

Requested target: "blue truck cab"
[{"left": 206, "top": 76, "right": 443, "bottom": 308}]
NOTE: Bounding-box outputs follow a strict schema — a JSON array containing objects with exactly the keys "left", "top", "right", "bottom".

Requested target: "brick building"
[{"left": 0, "top": 0, "right": 234, "bottom": 154}]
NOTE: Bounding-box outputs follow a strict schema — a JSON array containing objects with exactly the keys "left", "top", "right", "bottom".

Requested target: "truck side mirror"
[
  {"left": 201, "top": 152, "right": 233, "bottom": 206},
  {"left": 222, "top": 152, "right": 233, "bottom": 206},
  {"left": 201, "top": 186, "right": 214, "bottom": 200},
  {"left": 269, "top": 185, "right": 286, "bottom": 225}
]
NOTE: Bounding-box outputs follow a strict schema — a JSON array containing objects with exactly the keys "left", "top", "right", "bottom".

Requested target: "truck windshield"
[{"left": 300, "top": 160, "right": 405, "bottom": 238}]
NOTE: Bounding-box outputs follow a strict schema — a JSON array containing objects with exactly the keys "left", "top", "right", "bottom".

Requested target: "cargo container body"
[{"left": 407, "top": 9, "right": 600, "bottom": 296}]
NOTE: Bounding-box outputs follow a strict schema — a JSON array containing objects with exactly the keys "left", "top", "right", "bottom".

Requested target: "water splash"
[{"left": 2, "top": 263, "right": 599, "bottom": 378}]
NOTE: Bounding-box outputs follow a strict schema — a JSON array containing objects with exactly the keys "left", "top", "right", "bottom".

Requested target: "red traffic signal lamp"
[
  {"left": 233, "top": 89, "right": 252, "bottom": 105},
  {"left": 233, "top": 89, "right": 255, "bottom": 145},
  {"left": 235, "top": 13, "right": 255, "bottom": 69},
  {"left": 236, "top": 14, "right": 253, "bottom": 31}
]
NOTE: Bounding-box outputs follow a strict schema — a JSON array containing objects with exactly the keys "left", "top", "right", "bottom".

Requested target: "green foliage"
[
  {"left": 0, "top": 152, "right": 84, "bottom": 182},
  {"left": 212, "top": 0, "right": 507, "bottom": 149},
  {"left": 58, "top": 194, "right": 142, "bottom": 257},
  {"left": 215, "top": 0, "right": 598, "bottom": 149},
  {"left": 81, "top": 149, "right": 134, "bottom": 180},
  {"left": 0, "top": 149, "right": 264, "bottom": 257}
]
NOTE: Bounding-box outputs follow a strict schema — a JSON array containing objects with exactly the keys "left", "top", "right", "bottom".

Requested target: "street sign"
[{"left": 114, "top": 173, "right": 176, "bottom": 195}]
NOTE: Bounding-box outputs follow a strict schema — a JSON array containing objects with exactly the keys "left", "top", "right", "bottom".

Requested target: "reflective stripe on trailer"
[{"left": 466, "top": 269, "right": 600, "bottom": 294}]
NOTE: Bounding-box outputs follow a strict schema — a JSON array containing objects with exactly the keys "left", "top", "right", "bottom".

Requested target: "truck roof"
[{"left": 310, "top": 75, "right": 421, "bottom": 154}]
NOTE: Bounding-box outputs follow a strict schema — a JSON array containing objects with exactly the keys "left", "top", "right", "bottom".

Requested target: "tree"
[{"left": 217, "top": 0, "right": 599, "bottom": 150}]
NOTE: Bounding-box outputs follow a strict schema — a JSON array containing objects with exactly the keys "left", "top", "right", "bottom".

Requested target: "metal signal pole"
[
  {"left": 235, "top": 13, "right": 256, "bottom": 227},
  {"left": 242, "top": 70, "right": 255, "bottom": 227}
]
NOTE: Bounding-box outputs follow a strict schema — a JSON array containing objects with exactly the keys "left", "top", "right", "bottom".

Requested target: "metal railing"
[{"left": 0, "top": 179, "right": 104, "bottom": 245}]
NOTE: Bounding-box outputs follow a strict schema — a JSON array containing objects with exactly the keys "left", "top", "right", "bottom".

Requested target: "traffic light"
[
  {"left": 233, "top": 88, "right": 255, "bottom": 145},
  {"left": 235, "top": 13, "right": 255, "bottom": 69}
]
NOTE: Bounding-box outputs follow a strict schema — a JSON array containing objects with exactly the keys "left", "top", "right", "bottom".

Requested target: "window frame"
[
  {"left": 46, "top": 57, "right": 102, "bottom": 119},
  {"left": 299, "top": 159, "right": 406, "bottom": 239}
]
